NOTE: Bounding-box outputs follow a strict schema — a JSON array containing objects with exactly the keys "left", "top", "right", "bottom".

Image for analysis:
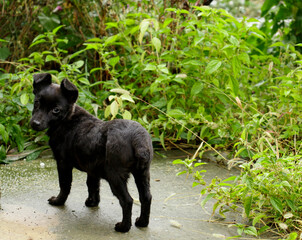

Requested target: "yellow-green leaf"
[{"left": 20, "top": 93, "right": 29, "bottom": 105}]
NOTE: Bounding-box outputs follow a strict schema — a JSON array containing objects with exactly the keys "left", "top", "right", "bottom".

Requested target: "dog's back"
[{"left": 46, "top": 104, "right": 152, "bottom": 178}]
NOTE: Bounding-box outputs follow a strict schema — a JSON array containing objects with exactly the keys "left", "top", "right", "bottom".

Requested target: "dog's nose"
[{"left": 31, "top": 120, "right": 41, "bottom": 128}]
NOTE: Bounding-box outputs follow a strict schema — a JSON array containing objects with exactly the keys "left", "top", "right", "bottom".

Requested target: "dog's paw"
[
  {"left": 135, "top": 217, "right": 149, "bottom": 228},
  {"left": 114, "top": 222, "right": 131, "bottom": 233},
  {"left": 48, "top": 196, "right": 65, "bottom": 206},
  {"left": 85, "top": 197, "right": 100, "bottom": 207}
]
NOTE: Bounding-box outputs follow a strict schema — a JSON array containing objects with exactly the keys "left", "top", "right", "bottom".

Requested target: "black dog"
[{"left": 30, "top": 73, "right": 153, "bottom": 232}]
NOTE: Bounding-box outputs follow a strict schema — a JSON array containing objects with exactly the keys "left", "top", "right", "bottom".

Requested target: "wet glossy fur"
[{"left": 30, "top": 73, "right": 153, "bottom": 232}]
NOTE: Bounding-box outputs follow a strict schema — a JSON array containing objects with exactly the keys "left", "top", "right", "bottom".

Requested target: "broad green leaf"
[
  {"left": 105, "top": 22, "right": 119, "bottom": 29},
  {"left": 69, "top": 49, "right": 86, "bottom": 60},
  {"left": 120, "top": 94, "right": 135, "bottom": 103},
  {"left": 184, "top": 60, "right": 203, "bottom": 66},
  {"left": 110, "top": 88, "right": 130, "bottom": 95},
  {"left": 258, "top": 226, "right": 270, "bottom": 235},
  {"left": 72, "top": 60, "right": 84, "bottom": 69},
  {"left": 168, "top": 109, "right": 184, "bottom": 119},
  {"left": 167, "top": 98, "right": 174, "bottom": 112},
  {"left": 56, "top": 38, "right": 68, "bottom": 44},
  {"left": 231, "top": 56, "right": 241, "bottom": 77},
  {"left": 45, "top": 55, "right": 59, "bottom": 63},
  {"left": 152, "top": 37, "right": 161, "bottom": 53},
  {"left": 86, "top": 37, "right": 102, "bottom": 43},
  {"left": 20, "top": 93, "right": 29, "bottom": 106},
  {"left": 139, "top": 19, "right": 150, "bottom": 43},
  {"left": 285, "top": 199, "right": 296, "bottom": 211},
  {"left": 191, "top": 82, "right": 203, "bottom": 96},
  {"left": 252, "top": 213, "right": 266, "bottom": 226},
  {"left": 244, "top": 196, "right": 252, "bottom": 218},
  {"left": 158, "top": 64, "right": 169, "bottom": 74},
  {"left": 32, "top": 34, "right": 46, "bottom": 43},
  {"left": 78, "top": 77, "right": 90, "bottom": 85},
  {"left": 122, "top": 110, "right": 132, "bottom": 120},
  {"left": 110, "top": 100, "right": 119, "bottom": 118},
  {"left": 160, "top": 132, "right": 166, "bottom": 150},
  {"left": 285, "top": 232, "right": 298, "bottom": 240},
  {"left": 222, "top": 176, "right": 237, "bottom": 182},
  {"left": 230, "top": 76, "right": 239, "bottom": 96},
  {"left": 29, "top": 39, "right": 47, "bottom": 48},
  {"left": 205, "top": 60, "right": 222, "bottom": 75},
  {"left": 104, "top": 105, "right": 111, "bottom": 118},
  {"left": 176, "top": 170, "right": 187, "bottom": 176},
  {"left": 108, "top": 56, "right": 120, "bottom": 68},
  {"left": 192, "top": 182, "right": 201, "bottom": 187},
  {"left": 201, "top": 193, "right": 216, "bottom": 207},
  {"left": 194, "top": 162, "right": 206, "bottom": 167},
  {"left": 173, "top": 159, "right": 185, "bottom": 165},
  {"left": 239, "top": 52, "right": 250, "bottom": 65},
  {"left": 144, "top": 64, "right": 157, "bottom": 71},
  {"left": 244, "top": 226, "right": 258, "bottom": 237},
  {"left": 0, "top": 124, "right": 9, "bottom": 144},
  {"left": 270, "top": 196, "right": 283, "bottom": 214},
  {"left": 229, "top": 35, "right": 239, "bottom": 46},
  {"left": 104, "top": 34, "right": 119, "bottom": 46},
  {"left": 12, "top": 125, "right": 24, "bottom": 152},
  {"left": 52, "top": 25, "right": 65, "bottom": 34},
  {"left": 90, "top": 67, "right": 102, "bottom": 74},
  {"left": 163, "top": 18, "right": 174, "bottom": 28},
  {"left": 235, "top": 147, "right": 246, "bottom": 158}
]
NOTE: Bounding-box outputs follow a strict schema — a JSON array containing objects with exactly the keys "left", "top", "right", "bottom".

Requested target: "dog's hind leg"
[
  {"left": 108, "top": 176, "right": 133, "bottom": 232},
  {"left": 85, "top": 174, "right": 100, "bottom": 207},
  {"left": 133, "top": 168, "right": 152, "bottom": 228}
]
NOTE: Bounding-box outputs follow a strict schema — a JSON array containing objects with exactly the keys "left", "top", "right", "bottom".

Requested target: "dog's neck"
[{"left": 66, "top": 104, "right": 76, "bottom": 120}]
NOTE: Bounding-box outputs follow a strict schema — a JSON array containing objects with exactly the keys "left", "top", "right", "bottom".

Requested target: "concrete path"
[{"left": 0, "top": 150, "right": 242, "bottom": 240}]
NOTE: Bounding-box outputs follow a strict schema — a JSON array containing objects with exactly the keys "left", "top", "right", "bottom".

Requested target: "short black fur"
[{"left": 30, "top": 73, "right": 153, "bottom": 232}]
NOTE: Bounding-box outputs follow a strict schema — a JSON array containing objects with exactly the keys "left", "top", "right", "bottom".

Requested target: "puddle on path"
[{"left": 0, "top": 150, "right": 242, "bottom": 240}]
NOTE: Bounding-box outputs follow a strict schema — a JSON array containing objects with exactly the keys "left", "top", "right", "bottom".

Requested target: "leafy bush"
[
  {"left": 261, "top": 0, "right": 302, "bottom": 45},
  {"left": 174, "top": 152, "right": 302, "bottom": 239},
  {"left": 1, "top": 5, "right": 302, "bottom": 161}
]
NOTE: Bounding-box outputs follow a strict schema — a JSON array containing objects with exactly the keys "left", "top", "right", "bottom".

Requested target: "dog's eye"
[{"left": 52, "top": 107, "right": 60, "bottom": 115}]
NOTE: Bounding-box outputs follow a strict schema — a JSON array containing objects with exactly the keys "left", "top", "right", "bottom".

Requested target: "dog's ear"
[
  {"left": 61, "top": 79, "right": 78, "bottom": 104},
  {"left": 33, "top": 73, "right": 52, "bottom": 94}
]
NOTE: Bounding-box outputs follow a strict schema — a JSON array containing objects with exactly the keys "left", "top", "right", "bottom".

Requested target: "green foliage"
[
  {"left": 1, "top": 4, "right": 302, "bottom": 159},
  {"left": 174, "top": 153, "right": 302, "bottom": 239},
  {"left": 261, "top": 0, "right": 302, "bottom": 45}
]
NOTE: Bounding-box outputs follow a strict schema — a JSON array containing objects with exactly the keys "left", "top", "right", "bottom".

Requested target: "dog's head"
[{"left": 30, "top": 73, "right": 78, "bottom": 131}]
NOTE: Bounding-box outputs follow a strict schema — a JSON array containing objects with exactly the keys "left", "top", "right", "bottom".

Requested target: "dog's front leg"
[{"left": 48, "top": 165, "right": 73, "bottom": 206}]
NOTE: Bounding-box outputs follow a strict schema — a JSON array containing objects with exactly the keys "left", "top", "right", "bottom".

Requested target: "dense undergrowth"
[{"left": 1, "top": 1, "right": 302, "bottom": 239}]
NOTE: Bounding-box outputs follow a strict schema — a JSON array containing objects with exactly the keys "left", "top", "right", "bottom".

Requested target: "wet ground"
[{"left": 0, "top": 150, "right": 250, "bottom": 240}]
